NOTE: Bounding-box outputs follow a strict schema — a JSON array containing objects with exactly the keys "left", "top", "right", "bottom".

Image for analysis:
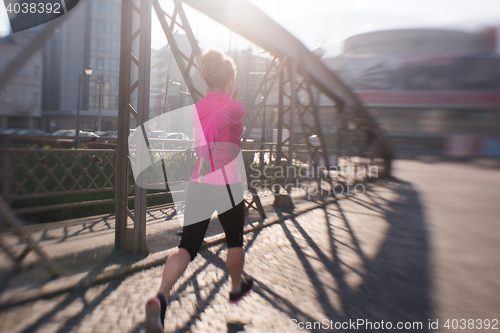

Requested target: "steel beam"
[
  {"left": 115, "top": 0, "right": 134, "bottom": 252},
  {"left": 115, "top": 0, "right": 151, "bottom": 254},
  {"left": 133, "top": 0, "right": 152, "bottom": 255}
]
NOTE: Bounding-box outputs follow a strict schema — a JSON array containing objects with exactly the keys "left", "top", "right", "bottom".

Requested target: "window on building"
[
  {"left": 112, "top": 40, "right": 120, "bottom": 53},
  {"left": 89, "top": 76, "right": 97, "bottom": 89},
  {"left": 105, "top": 40, "right": 111, "bottom": 52},
  {"left": 32, "top": 91, "right": 39, "bottom": 107},
  {"left": 97, "top": 39, "right": 104, "bottom": 51},
  {"left": 97, "top": 57, "right": 104, "bottom": 71},
  {"left": 94, "top": 76, "right": 109, "bottom": 91},
  {"left": 19, "top": 66, "right": 28, "bottom": 77},
  {"left": 0, "top": 90, "right": 12, "bottom": 104},
  {"left": 102, "top": 95, "right": 109, "bottom": 109},
  {"left": 89, "top": 95, "right": 97, "bottom": 108},
  {"left": 105, "top": 21, "right": 112, "bottom": 34},
  {"left": 113, "top": 22, "right": 120, "bottom": 34},
  {"left": 103, "top": 78, "right": 110, "bottom": 91},
  {"left": 98, "top": 20, "right": 106, "bottom": 33},
  {"left": 98, "top": 2, "right": 106, "bottom": 13},
  {"left": 110, "top": 95, "right": 118, "bottom": 109},
  {"left": 110, "top": 77, "right": 119, "bottom": 90},
  {"left": 91, "top": 39, "right": 97, "bottom": 51},
  {"left": 34, "top": 65, "right": 40, "bottom": 79},
  {"left": 104, "top": 58, "right": 110, "bottom": 71},
  {"left": 16, "top": 90, "right": 29, "bottom": 108},
  {"left": 110, "top": 58, "right": 118, "bottom": 72}
]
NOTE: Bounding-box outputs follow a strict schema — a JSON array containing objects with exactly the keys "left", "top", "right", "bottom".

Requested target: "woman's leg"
[
  {"left": 158, "top": 217, "right": 211, "bottom": 296},
  {"left": 218, "top": 200, "right": 246, "bottom": 292},
  {"left": 226, "top": 247, "right": 245, "bottom": 291},
  {"left": 146, "top": 212, "right": 211, "bottom": 333},
  {"left": 158, "top": 247, "right": 191, "bottom": 296}
]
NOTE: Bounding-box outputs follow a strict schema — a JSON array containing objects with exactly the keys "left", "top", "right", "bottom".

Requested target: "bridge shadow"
[
  {"left": 1, "top": 178, "right": 430, "bottom": 332},
  {"left": 126, "top": 214, "right": 266, "bottom": 333},
  {"left": 17, "top": 277, "right": 122, "bottom": 333},
  {"left": 255, "top": 178, "right": 432, "bottom": 332},
  {"left": 127, "top": 178, "right": 431, "bottom": 333}
]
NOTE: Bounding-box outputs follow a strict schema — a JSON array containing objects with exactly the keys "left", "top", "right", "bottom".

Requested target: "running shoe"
[
  {"left": 229, "top": 276, "right": 254, "bottom": 304},
  {"left": 145, "top": 293, "right": 167, "bottom": 333}
]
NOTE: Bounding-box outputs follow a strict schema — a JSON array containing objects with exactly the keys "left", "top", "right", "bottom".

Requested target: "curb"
[{"left": 0, "top": 196, "right": 338, "bottom": 310}]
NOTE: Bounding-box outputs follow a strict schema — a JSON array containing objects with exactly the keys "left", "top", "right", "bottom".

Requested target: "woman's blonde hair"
[{"left": 197, "top": 48, "right": 237, "bottom": 91}]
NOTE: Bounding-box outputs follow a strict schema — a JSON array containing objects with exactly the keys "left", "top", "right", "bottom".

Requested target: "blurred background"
[
  {"left": 0, "top": 1, "right": 498, "bottom": 332},
  {"left": 0, "top": 0, "right": 499, "bottom": 158}
]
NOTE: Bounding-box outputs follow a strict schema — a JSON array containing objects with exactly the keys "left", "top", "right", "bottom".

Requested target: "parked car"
[
  {"left": 96, "top": 131, "right": 117, "bottom": 143},
  {"left": 0, "top": 128, "right": 21, "bottom": 135},
  {"left": 52, "top": 130, "right": 98, "bottom": 137},
  {"left": 52, "top": 129, "right": 75, "bottom": 136},
  {"left": 72, "top": 131, "right": 98, "bottom": 138},
  {"left": 17, "top": 129, "right": 49, "bottom": 136},
  {"left": 163, "top": 132, "right": 192, "bottom": 148},
  {"left": 98, "top": 131, "right": 117, "bottom": 138},
  {"left": 0, "top": 128, "right": 49, "bottom": 144},
  {"left": 51, "top": 130, "right": 97, "bottom": 147},
  {"left": 150, "top": 130, "right": 165, "bottom": 138},
  {"left": 0, "top": 128, "right": 48, "bottom": 136}
]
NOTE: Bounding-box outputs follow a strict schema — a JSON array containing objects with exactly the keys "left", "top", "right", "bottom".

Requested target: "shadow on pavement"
[{"left": 256, "top": 179, "right": 432, "bottom": 332}]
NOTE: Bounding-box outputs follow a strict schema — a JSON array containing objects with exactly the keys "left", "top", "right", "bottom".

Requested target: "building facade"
[
  {"left": 323, "top": 28, "right": 500, "bottom": 157},
  {"left": 42, "top": 0, "right": 122, "bottom": 133},
  {"left": 0, "top": 32, "right": 43, "bottom": 130}
]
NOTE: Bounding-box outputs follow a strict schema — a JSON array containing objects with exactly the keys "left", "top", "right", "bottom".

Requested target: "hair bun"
[{"left": 198, "top": 48, "right": 237, "bottom": 91}]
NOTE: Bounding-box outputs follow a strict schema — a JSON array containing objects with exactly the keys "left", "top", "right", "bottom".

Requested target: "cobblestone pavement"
[
  {"left": 0, "top": 160, "right": 499, "bottom": 332},
  {"left": 0, "top": 192, "right": 278, "bottom": 296},
  {"left": 0, "top": 178, "right": 430, "bottom": 333}
]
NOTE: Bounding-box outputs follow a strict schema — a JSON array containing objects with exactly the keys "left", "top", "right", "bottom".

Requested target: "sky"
[{"left": 1, "top": 0, "right": 499, "bottom": 57}]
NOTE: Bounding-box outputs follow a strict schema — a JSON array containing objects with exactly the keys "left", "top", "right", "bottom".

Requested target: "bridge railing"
[{"left": 0, "top": 135, "right": 321, "bottom": 219}]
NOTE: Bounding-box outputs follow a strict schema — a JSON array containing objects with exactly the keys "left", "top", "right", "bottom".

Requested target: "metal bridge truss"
[
  {"left": 115, "top": 0, "right": 392, "bottom": 253},
  {"left": 0, "top": 0, "right": 392, "bottom": 254}
]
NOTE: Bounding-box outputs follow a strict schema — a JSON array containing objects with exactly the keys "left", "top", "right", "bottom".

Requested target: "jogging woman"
[{"left": 145, "top": 48, "right": 253, "bottom": 332}]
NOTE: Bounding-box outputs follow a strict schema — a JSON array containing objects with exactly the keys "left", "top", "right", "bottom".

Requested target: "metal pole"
[
  {"left": 115, "top": 0, "right": 133, "bottom": 251},
  {"left": 276, "top": 62, "right": 284, "bottom": 168},
  {"left": 260, "top": 58, "right": 268, "bottom": 165},
  {"left": 289, "top": 61, "right": 296, "bottom": 169},
  {"left": 76, "top": 73, "right": 82, "bottom": 137},
  {"left": 98, "top": 75, "right": 103, "bottom": 132},
  {"left": 179, "top": 81, "right": 183, "bottom": 108},
  {"left": 286, "top": 61, "right": 297, "bottom": 197},
  {"left": 133, "top": 0, "right": 152, "bottom": 255}
]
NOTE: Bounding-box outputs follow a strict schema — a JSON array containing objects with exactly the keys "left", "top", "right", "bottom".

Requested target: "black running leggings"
[{"left": 178, "top": 182, "right": 245, "bottom": 261}]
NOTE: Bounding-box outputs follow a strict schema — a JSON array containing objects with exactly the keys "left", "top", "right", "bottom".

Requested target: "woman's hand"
[{"left": 197, "top": 156, "right": 212, "bottom": 183}]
